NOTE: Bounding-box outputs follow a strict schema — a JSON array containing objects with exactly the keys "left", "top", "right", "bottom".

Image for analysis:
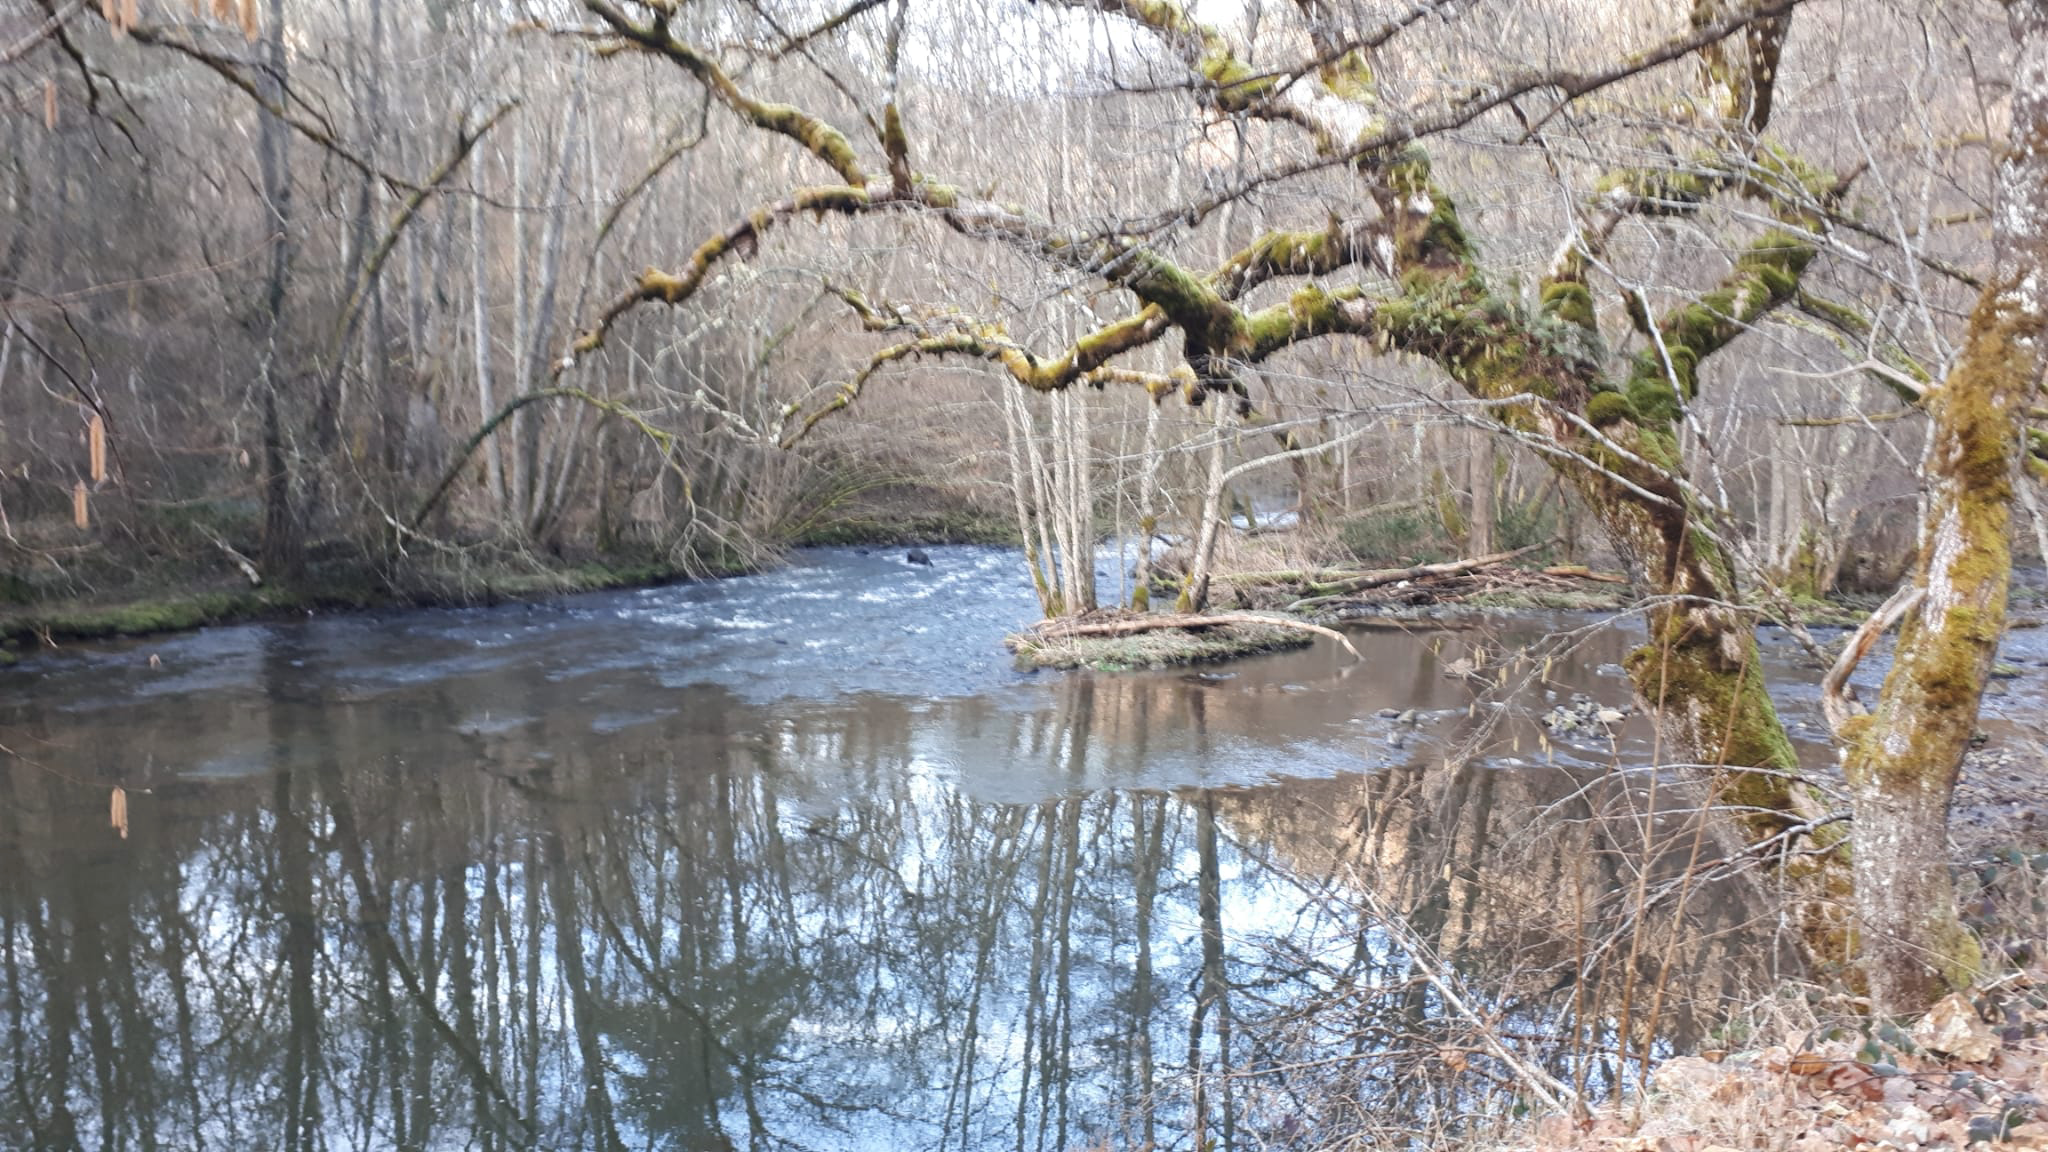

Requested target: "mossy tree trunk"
[{"left": 1837, "top": 0, "right": 2048, "bottom": 1014}]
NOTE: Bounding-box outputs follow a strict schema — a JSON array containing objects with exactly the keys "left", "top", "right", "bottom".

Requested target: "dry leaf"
[
  {"left": 238, "top": 0, "right": 258, "bottom": 41},
  {"left": 1916, "top": 992, "right": 1996, "bottom": 1063},
  {"left": 72, "top": 480, "right": 89, "bottom": 529},
  {"left": 44, "top": 77, "right": 57, "bottom": 132},
  {"left": 88, "top": 412, "right": 106, "bottom": 484},
  {"left": 110, "top": 786, "right": 128, "bottom": 839},
  {"left": 1787, "top": 1051, "right": 1831, "bottom": 1077},
  {"left": 120, "top": 0, "right": 138, "bottom": 33}
]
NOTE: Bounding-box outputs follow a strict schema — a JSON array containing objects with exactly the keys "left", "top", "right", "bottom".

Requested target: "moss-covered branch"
[
  {"left": 1212, "top": 216, "right": 1385, "bottom": 299},
  {"left": 583, "top": 0, "right": 868, "bottom": 185},
  {"left": 1602, "top": 228, "right": 1815, "bottom": 427}
]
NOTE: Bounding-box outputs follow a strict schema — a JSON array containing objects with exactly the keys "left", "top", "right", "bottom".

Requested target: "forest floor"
[{"left": 1502, "top": 980, "right": 2048, "bottom": 1152}]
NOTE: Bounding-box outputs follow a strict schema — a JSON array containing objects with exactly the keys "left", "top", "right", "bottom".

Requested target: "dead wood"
[{"left": 1027, "top": 611, "right": 1362, "bottom": 660}]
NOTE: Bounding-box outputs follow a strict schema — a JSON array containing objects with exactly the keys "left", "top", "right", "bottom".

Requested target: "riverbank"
[
  {"left": 0, "top": 501, "right": 1018, "bottom": 660},
  {"left": 0, "top": 552, "right": 723, "bottom": 662}
]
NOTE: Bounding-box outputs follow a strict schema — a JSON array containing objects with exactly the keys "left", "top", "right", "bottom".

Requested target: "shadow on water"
[{"left": 2, "top": 547, "right": 1800, "bottom": 1151}]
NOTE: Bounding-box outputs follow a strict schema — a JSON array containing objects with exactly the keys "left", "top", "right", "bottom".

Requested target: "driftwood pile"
[
  {"left": 1018, "top": 611, "right": 1362, "bottom": 660},
  {"left": 1216, "top": 539, "right": 1629, "bottom": 613}
]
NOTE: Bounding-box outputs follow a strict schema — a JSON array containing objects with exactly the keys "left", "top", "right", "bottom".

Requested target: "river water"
[{"left": 2, "top": 546, "right": 2036, "bottom": 1152}]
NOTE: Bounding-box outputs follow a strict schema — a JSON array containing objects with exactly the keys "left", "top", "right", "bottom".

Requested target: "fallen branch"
[
  {"left": 1027, "top": 611, "right": 1361, "bottom": 660},
  {"left": 1540, "top": 564, "right": 1628, "bottom": 584},
  {"left": 1289, "top": 539, "right": 1556, "bottom": 608},
  {"left": 1821, "top": 583, "right": 1924, "bottom": 738}
]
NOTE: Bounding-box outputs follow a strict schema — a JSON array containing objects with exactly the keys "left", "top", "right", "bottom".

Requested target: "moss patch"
[
  {"left": 0, "top": 553, "right": 730, "bottom": 654},
  {"left": 1, "top": 590, "right": 288, "bottom": 644}
]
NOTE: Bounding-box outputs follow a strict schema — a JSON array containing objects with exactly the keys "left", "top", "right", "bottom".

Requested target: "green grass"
[{"left": 0, "top": 554, "right": 732, "bottom": 651}]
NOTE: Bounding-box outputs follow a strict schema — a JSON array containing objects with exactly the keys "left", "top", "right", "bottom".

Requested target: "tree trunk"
[
  {"left": 1840, "top": 1, "right": 2048, "bottom": 1012},
  {"left": 470, "top": 190, "right": 505, "bottom": 511},
  {"left": 1571, "top": 439, "right": 1824, "bottom": 849},
  {"left": 1131, "top": 395, "right": 1163, "bottom": 610},
  {"left": 254, "top": 0, "right": 298, "bottom": 579},
  {"left": 518, "top": 82, "right": 585, "bottom": 530},
  {"left": 1467, "top": 427, "right": 1495, "bottom": 556},
  {"left": 1180, "top": 398, "right": 1229, "bottom": 612},
  {"left": 1001, "top": 384, "right": 1057, "bottom": 615}
]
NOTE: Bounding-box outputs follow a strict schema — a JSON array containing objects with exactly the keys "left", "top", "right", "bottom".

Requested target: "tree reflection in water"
[{"left": 0, "top": 605, "right": 1791, "bottom": 1151}]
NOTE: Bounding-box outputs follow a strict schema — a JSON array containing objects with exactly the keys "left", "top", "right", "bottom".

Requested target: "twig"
[{"left": 1, "top": 0, "right": 83, "bottom": 66}]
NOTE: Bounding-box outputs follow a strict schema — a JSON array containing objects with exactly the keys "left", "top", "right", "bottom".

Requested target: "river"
[{"left": 2, "top": 546, "right": 2041, "bottom": 1152}]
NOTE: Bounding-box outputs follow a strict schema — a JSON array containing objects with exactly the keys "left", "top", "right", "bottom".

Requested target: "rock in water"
[{"left": 906, "top": 548, "right": 932, "bottom": 566}]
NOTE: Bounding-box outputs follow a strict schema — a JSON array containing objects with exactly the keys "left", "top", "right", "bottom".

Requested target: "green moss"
[
  {"left": 1624, "top": 624, "right": 1804, "bottom": 838},
  {"left": 1586, "top": 391, "right": 1638, "bottom": 426},
  {"left": 1198, "top": 49, "right": 1279, "bottom": 111},
  {"left": 1221, "top": 223, "right": 1353, "bottom": 292},
  {"left": 1244, "top": 283, "right": 1347, "bottom": 351},
  {"left": 1738, "top": 228, "right": 1815, "bottom": 282},
  {"left": 793, "top": 185, "right": 871, "bottom": 216},
  {"left": 750, "top": 102, "right": 867, "bottom": 185},
  {"left": 1596, "top": 158, "right": 1724, "bottom": 213},
  {"left": 1383, "top": 144, "right": 1432, "bottom": 191},
  {"left": 1122, "top": 250, "right": 1248, "bottom": 354},
  {"left": 1319, "top": 51, "right": 1375, "bottom": 104},
  {"left": 882, "top": 103, "right": 907, "bottom": 164},
  {"left": 1540, "top": 280, "right": 1597, "bottom": 330},
  {"left": 0, "top": 590, "right": 279, "bottom": 645},
  {"left": 1417, "top": 192, "right": 1473, "bottom": 264}
]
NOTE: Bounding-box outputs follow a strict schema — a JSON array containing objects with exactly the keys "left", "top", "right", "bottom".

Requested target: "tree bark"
[{"left": 1467, "top": 427, "right": 1495, "bottom": 556}]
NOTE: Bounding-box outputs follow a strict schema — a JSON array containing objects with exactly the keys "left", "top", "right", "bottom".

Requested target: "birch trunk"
[
  {"left": 469, "top": 190, "right": 505, "bottom": 511},
  {"left": 1179, "top": 399, "right": 1230, "bottom": 613},
  {"left": 1131, "top": 396, "right": 1163, "bottom": 610}
]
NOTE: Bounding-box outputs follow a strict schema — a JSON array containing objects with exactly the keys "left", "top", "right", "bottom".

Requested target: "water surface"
[{"left": 1, "top": 547, "right": 1855, "bottom": 1151}]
